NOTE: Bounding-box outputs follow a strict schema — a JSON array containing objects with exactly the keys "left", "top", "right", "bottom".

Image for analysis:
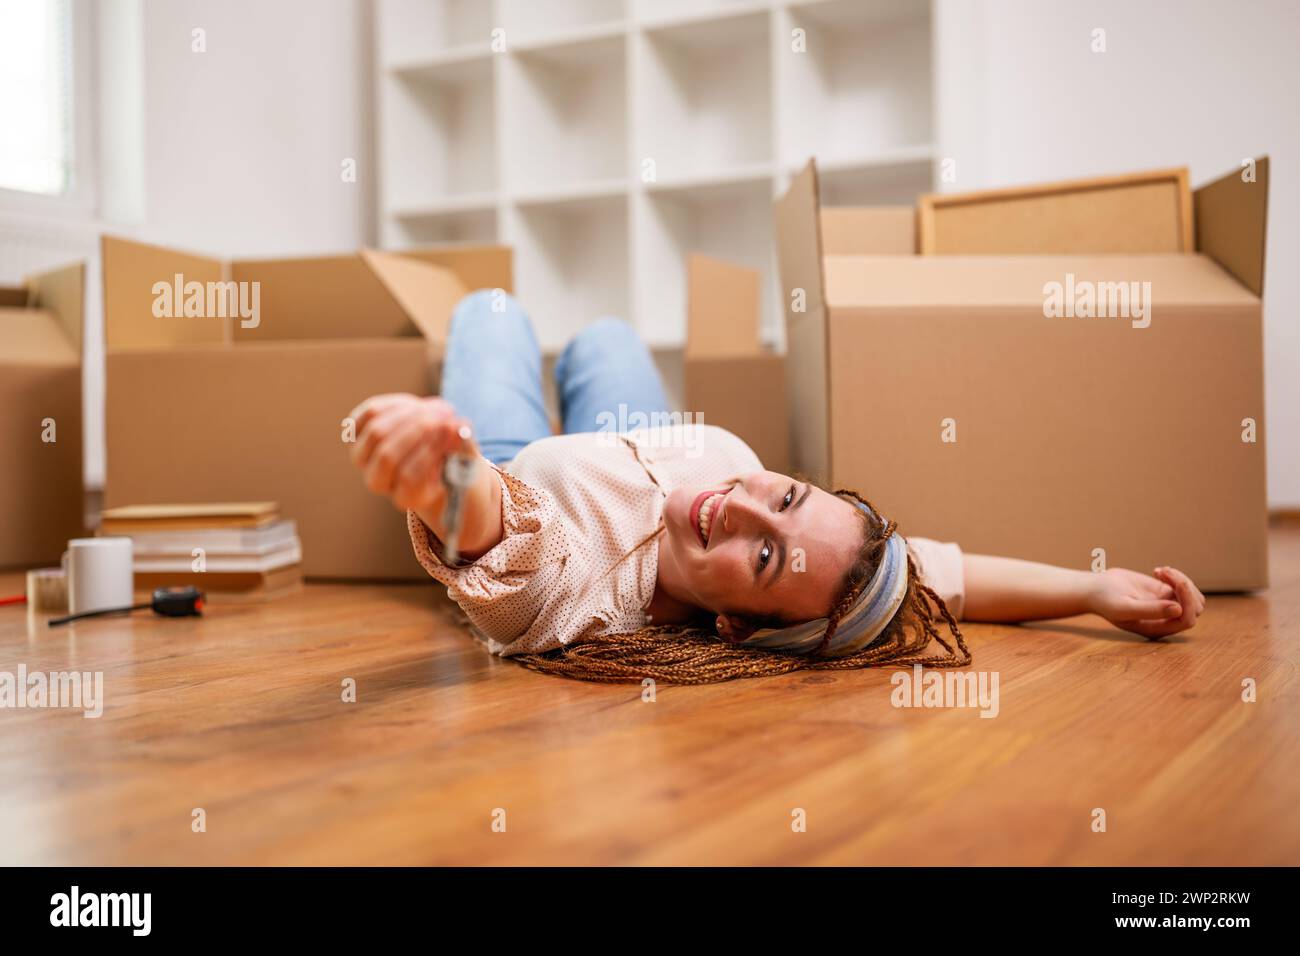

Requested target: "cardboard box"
[
  {"left": 0, "top": 262, "right": 86, "bottom": 568},
  {"left": 684, "top": 254, "right": 789, "bottom": 474},
  {"left": 775, "top": 158, "right": 1269, "bottom": 590},
  {"left": 919, "top": 166, "right": 1194, "bottom": 255},
  {"left": 102, "top": 236, "right": 512, "bottom": 579}
]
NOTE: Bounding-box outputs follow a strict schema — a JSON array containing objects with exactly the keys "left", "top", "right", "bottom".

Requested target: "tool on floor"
[
  {"left": 0, "top": 568, "right": 69, "bottom": 612},
  {"left": 28, "top": 567, "right": 69, "bottom": 613},
  {"left": 47, "top": 585, "right": 205, "bottom": 627},
  {"left": 441, "top": 424, "right": 478, "bottom": 565}
]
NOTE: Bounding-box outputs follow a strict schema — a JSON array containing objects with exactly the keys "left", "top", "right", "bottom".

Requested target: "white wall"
[
  {"left": 936, "top": 0, "right": 1300, "bottom": 508},
  {"left": 0, "top": 0, "right": 376, "bottom": 488},
  {"left": 135, "top": 0, "right": 374, "bottom": 256},
  {"left": 80, "top": 0, "right": 374, "bottom": 487}
]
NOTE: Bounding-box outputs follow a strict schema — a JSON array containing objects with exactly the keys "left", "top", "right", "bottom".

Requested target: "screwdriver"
[{"left": 48, "top": 586, "right": 205, "bottom": 627}]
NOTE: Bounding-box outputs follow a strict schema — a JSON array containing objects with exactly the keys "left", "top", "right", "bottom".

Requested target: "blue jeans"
[{"left": 440, "top": 290, "right": 670, "bottom": 465}]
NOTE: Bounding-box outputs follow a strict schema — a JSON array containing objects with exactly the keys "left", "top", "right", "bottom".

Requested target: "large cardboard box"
[
  {"left": 102, "top": 236, "right": 512, "bottom": 579},
  {"left": 0, "top": 262, "right": 86, "bottom": 568},
  {"left": 775, "top": 159, "right": 1269, "bottom": 590},
  {"left": 685, "top": 254, "right": 789, "bottom": 473}
]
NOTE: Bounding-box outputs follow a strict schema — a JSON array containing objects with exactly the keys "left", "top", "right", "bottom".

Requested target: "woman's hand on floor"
[{"left": 1087, "top": 566, "right": 1206, "bottom": 639}]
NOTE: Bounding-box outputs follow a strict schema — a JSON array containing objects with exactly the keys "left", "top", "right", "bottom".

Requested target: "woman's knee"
[
  {"left": 560, "top": 316, "right": 644, "bottom": 370},
  {"left": 448, "top": 289, "right": 536, "bottom": 346}
]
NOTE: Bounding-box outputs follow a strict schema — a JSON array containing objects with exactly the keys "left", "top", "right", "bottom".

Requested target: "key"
[{"left": 440, "top": 425, "right": 477, "bottom": 564}]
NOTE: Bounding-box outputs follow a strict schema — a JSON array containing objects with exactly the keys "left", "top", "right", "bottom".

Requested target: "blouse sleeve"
[
  {"left": 407, "top": 465, "right": 571, "bottom": 642},
  {"left": 906, "top": 536, "right": 966, "bottom": 620}
]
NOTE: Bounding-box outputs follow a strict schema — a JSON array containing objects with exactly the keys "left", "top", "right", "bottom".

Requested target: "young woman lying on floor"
[{"left": 347, "top": 291, "right": 1205, "bottom": 683}]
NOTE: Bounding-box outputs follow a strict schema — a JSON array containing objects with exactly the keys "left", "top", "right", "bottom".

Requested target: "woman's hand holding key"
[{"left": 347, "top": 394, "right": 503, "bottom": 561}]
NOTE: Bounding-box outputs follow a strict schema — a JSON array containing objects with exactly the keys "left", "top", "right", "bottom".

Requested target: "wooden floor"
[{"left": 2, "top": 525, "right": 1298, "bottom": 866}]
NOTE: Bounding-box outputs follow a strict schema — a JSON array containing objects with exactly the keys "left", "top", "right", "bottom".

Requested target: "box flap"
[
  {"left": 775, "top": 160, "right": 827, "bottom": 317},
  {"left": 1194, "top": 156, "right": 1268, "bottom": 297},
  {"left": 0, "top": 307, "right": 78, "bottom": 365},
  {"left": 397, "top": 244, "right": 514, "bottom": 295},
  {"left": 820, "top": 207, "right": 915, "bottom": 255},
  {"left": 774, "top": 159, "right": 831, "bottom": 482},
  {"left": 360, "top": 248, "right": 469, "bottom": 351},
  {"left": 685, "top": 353, "right": 789, "bottom": 474},
  {"left": 823, "top": 253, "right": 1259, "bottom": 309},
  {"left": 26, "top": 260, "right": 85, "bottom": 353},
  {"left": 103, "top": 235, "right": 227, "bottom": 350},
  {"left": 686, "top": 254, "right": 760, "bottom": 357},
  {"left": 0, "top": 286, "right": 27, "bottom": 308},
  {"left": 919, "top": 167, "right": 1194, "bottom": 255},
  {"left": 0, "top": 357, "right": 83, "bottom": 566},
  {"left": 229, "top": 255, "right": 419, "bottom": 342}
]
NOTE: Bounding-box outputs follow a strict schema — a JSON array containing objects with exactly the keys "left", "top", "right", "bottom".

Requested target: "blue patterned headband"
[{"left": 735, "top": 501, "right": 909, "bottom": 657}]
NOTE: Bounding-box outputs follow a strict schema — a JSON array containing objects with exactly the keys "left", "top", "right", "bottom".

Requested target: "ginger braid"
[{"left": 507, "top": 487, "right": 971, "bottom": 685}]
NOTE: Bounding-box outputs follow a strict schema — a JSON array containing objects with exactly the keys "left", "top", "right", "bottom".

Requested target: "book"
[
  {"left": 126, "top": 520, "right": 299, "bottom": 557},
  {"left": 133, "top": 563, "right": 303, "bottom": 594},
  {"left": 132, "top": 541, "right": 301, "bottom": 574},
  {"left": 100, "top": 502, "right": 279, "bottom": 534}
]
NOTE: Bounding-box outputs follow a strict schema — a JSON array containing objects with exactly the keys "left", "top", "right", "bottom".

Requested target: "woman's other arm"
[{"left": 962, "top": 553, "right": 1205, "bottom": 638}]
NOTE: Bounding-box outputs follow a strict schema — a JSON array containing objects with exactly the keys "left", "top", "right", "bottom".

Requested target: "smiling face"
[{"left": 655, "top": 470, "right": 868, "bottom": 632}]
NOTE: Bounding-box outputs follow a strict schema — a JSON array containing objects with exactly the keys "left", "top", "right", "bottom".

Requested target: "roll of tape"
[
  {"left": 66, "top": 537, "right": 134, "bottom": 616},
  {"left": 26, "top": 567, "right": 68, "bottom": 615}
]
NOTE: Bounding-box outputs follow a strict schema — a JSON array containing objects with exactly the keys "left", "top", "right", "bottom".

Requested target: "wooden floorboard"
[{"left": 2, "top": 525, "right": 1297, "bottom": 865}]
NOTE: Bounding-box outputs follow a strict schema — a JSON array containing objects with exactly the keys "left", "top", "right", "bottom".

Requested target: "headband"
[{"left": 733, "top": 502, "right": 909, "bottom": 658}]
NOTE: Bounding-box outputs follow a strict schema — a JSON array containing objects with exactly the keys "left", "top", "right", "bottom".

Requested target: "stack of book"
[{"left": 98, "top": 502, "right": 303, "bottom": 598}]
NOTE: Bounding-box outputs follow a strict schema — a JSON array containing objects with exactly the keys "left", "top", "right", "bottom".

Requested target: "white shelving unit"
[{"left": 375, "top": 0, "right": 935, "bottom": 353}]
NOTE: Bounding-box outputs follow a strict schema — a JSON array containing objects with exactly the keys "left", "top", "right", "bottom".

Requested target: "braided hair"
[{"left": 504, "top": 487, "right": 971, "bottom": 685}]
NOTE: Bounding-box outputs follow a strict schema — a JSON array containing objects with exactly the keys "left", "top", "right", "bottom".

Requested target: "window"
[{"left": 0, "top": 0, "right": 74, "bottom": 196}]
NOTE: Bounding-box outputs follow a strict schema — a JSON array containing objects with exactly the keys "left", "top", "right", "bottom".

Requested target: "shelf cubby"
[
  {"left": 507, "top": 194, "right": 631, "bottom": 353},
  {"left": 390, "top": 206, "right": 500, "bottom": 246},
  {"left": 815, "top": 153, "right": 935, "bottom": 206},
  {"left": 380, "top": 55, "right": 496, "bottom": 216},
  {"left": 375, "top": 0, "right": 937, "bottom": 350},
  {"left": 635, "top": 178, "right": 776, "bottom": 349},
  {"left": 378, "top": 0, "right": 495, "bottom": 65},
  {"left": 634, "top": 0, "right": 772, "bottom": 29},
  {"left": 779, "top": 0, "right": 933, "bottom": 168},
  {"left": 498, "top": 0, "right": 628, "bottom": 46},
  {"left": 637, "top": 11, "right": 772, "bottom": 183},
  {"left": 499, "top": 33, "right": 628, "bottom": 196}
]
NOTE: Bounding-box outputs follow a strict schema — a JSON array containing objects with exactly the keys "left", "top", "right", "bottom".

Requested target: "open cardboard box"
[
  {"left": 0, "top": 262, "right": 86, "bottom": 568},
  {"left": 685, "top": 254, "right": 789, "bottom": 474},
  {"left": 102, "top": 236, "right": 512, "bottom": 579},
  {"left": 775, "top": 158, "right": 1269, "bottom": 590}
]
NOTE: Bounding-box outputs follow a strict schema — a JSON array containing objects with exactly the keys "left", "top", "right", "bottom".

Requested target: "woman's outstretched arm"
[
  {"left": 348, "top": 393, "right": 504, "bottom": 561},
  {"left": 962, "top": 554, "right": 1205, "bottom": 638}
]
